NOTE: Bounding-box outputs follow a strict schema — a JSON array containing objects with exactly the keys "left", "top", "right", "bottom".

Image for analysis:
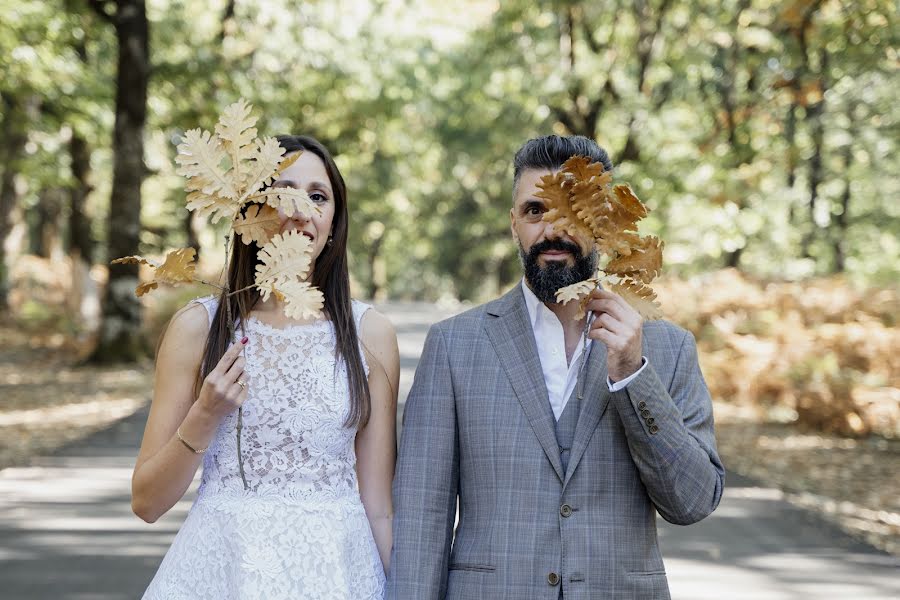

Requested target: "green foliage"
[{"left": 1, "top": 0, "right": 897, "bottom": 301}]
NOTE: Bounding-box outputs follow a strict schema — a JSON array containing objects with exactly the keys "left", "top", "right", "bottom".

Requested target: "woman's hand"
[{"left": 196, "top": 337, "right": 250, "bottom": 420}]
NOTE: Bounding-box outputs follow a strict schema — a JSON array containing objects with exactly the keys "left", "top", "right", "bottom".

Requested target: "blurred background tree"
[{"left": 0, "top": 0, "right": 896, "bottom": 386}]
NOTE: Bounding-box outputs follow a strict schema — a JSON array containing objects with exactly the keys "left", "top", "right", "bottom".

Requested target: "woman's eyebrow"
[{"left": 307, "top": 180, "right": 333, "bottom": 193}]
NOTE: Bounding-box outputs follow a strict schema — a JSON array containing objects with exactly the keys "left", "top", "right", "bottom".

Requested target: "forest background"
[{"left": 1, "top": 0, "right": 897, "bottom": 553}]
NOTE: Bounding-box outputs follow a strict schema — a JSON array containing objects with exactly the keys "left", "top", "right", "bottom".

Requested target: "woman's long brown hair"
[{"left": 193, "top": 135, "right": 371, "bottom": 429}]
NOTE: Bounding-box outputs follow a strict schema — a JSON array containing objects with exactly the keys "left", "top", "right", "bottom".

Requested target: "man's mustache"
[{"left": 528, "top": 239, "right": 583, "bottom": 258}]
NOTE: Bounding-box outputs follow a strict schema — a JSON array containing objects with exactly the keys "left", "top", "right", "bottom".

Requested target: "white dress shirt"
[{"left": 521, "top": 280, "right": 647, "bottom": 421}]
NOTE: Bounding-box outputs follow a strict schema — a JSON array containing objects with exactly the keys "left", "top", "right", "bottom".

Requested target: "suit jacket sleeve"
[
  {"left": 387, "top": 324, "right": 459, "bottom": 599},
  {"left": 611, "top": 329, "right": 725, "bottom": 525}
]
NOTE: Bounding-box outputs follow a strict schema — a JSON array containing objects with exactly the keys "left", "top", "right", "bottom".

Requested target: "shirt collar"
[{"left": 521, "top": 278, "right": 544, "bottom": 329}]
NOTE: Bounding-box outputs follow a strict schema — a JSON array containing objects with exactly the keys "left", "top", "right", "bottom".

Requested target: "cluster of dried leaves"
[
  {"left": 113, "top": 99, "right": 324, "bottom": 320},
  {"left": 537, "top": 156, "right": 664, "bottom": 319},
  {"left": 658, "top": 270, "right": 900, "bottom": 438}
]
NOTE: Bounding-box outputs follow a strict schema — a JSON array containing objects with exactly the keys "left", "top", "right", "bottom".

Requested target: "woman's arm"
[
  {"left": 355, "top": 309, "right": 400, "bottom": 571},
  {"left": 131, "top": 303, "right": 248, "bottom": 523}
]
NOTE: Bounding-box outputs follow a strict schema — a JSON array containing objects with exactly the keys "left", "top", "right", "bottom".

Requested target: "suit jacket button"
[
  {"left": 560, "top": 504, "right": 572, "bottom": 517},
  {"left": 641, "top": 409, "right": 651, "bottom": 418},
  {"left": 638, "top": 400, "right": 647, "bottom": 409},
  {"left": 649, "top": 424, "right": 659, "bottom": 434},
  {"left": 548, "top": 572, "right": 560, "bottom": 586},
  {"left": 646, "top": 417, "right": 655, "bottom": 425}
]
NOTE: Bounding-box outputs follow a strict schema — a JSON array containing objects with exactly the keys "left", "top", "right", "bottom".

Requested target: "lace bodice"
[{"left": 194, "top": 296, "right": 370, "bottom": 503}]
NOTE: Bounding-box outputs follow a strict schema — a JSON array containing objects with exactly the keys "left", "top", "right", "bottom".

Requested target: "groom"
[{"left": 388, "top": 135, "right": 724, "bottom": 599}]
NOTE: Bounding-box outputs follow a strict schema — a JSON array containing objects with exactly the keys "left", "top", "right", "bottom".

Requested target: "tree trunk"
[
  {"left": 68, "top": 133, "right": 94, "bottom": 261},
  {"left": 0, "top": 93, "right": 30, "bottom": 310},
  {"left": 365, "top": 231, "right": 385, "bottom": 301},
  {"left": 89, "top": 0, "right": 150, "bottom": 363},
  {"left": 31, "top": 189, "right": 64, "bottom": 258},
  {"left": 832, "top": 142, "right": 853, "bottom": 273}
]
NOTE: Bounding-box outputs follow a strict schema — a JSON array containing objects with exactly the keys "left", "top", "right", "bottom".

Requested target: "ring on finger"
[{"left": 237, "top": 379, "right": 247, "bottom": 390}]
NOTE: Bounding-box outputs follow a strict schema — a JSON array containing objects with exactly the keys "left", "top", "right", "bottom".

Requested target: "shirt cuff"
[{"left": 607, "top": 357, "right": 648, "bottom": 392}]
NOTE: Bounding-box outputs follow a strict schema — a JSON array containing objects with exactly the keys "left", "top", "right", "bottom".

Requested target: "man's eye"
[{"left": 527, "top": 207, "right": 543, "bottom": 216}]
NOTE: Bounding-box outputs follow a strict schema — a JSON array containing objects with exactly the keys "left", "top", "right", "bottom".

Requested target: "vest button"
[
  {"left": 548, "top": 572, "right": 560, "bottom": 586},
  {"left": 560, "top": 504, "right": 573, "bottom": 517}
]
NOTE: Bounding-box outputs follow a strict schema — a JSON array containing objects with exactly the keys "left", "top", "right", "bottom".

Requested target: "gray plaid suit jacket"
[{"left": 387, "top": 286, "right": 724, "bottom": 600}]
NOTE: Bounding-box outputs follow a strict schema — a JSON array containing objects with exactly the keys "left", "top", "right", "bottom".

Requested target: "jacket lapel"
[
  {"left": 484, "top": 287, "right": 565, "bottom": 481},
  {"left": 563, "top": 338, "right": 612, "bottom": 488}
]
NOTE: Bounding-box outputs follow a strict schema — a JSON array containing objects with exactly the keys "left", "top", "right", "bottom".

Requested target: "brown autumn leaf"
[
  {"left": 233, "top": 203, "right": 281, "bottom": 246},
  {"left": 111, "top": 248, "right": 196, "bottom": 297},
  {"left": 540, "top": 154, "right": 664, "bottom": 318},
  {"left": 605, "top": 236, "right": 664, "bottom": 283},
  {"left": 110, "top": 255, "right": 159, "bottom": 268},
  {"left": 154, "top": 248, "right": 197, "bottom": 285},
  {"left": 609, "top": 279, "right": 663, "bottom": 320},
  {"left": 537, "top": 172, "right": 593, "bottom": 241}
]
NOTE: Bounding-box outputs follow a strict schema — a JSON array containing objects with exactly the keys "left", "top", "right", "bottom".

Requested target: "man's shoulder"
[
  {"left": 430, "top": 300, "right": 496, "bottom": 337},
  {"left": 641, "top": 319, "right": 696, "bottom": 364},
  {"left": 642, "top": 318, "right": 689, "bottom": 341}
]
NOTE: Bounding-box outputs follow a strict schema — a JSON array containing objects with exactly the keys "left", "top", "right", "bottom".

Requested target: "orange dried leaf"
[
  {"left": 605, "top": 236, "right": 664, "bottom": 283},
  {"left": 154, "top": 248, "right": 197, "bottom": 285},
  {"left": 234, "top": 203, "right": 281, "bottom": 246},
  {"left": 537, "top": 172, "right": 593, "bottom": 241},
  {"left": 610, "top": 280, "right": 663, "bottom": 320},
  {"left": 110, "top": 255, "right": 159, "bottom": 268},
  {"left": 136, "top": 281, "right": 159, "bottom": 297}
]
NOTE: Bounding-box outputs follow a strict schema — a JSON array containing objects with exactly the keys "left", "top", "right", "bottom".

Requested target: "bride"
[{"left": 132, "top": 135, "right": 399, "bottom": 599}]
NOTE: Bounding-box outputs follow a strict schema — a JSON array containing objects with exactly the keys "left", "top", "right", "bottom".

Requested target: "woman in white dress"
[{"left": 132, "top": 135, "right": 399, "bottom": 599}]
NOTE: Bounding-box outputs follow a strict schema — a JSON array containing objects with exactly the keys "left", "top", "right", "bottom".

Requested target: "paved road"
[{"left": 1, "top": 302, "right": 898, "bottom": 599}]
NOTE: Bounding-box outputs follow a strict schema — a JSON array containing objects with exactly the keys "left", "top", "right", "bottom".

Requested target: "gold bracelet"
[{"left": 176, "top": 427, "right": 208, "bottom": 454}]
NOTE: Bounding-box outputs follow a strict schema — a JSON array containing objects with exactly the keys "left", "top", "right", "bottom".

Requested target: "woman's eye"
[{"left": 310, "top": 192, "right": 328, "bottom": 204}]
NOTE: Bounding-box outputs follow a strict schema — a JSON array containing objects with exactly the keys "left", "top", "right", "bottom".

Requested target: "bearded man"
[{"left": 388, "top": 135, "right": 724, "bottom": 600}]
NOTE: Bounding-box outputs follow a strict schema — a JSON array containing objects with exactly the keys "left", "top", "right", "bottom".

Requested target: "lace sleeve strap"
[{"left": 191, "top": 295, "right": 219, "bottom": 329}]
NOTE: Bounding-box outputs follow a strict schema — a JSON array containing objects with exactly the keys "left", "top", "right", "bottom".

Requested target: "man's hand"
[{"left": 585, "top": 289, "right": 643, "bottom": 382}]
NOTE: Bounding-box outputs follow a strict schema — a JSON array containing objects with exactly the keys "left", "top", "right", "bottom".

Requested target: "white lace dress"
[{"left": 142, "top": 297, "right": 385, "bottom": 600}]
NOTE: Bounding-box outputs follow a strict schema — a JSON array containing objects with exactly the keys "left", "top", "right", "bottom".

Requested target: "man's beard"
[{"left": 518, "top": 239, "right": 597, "bottom": 304}]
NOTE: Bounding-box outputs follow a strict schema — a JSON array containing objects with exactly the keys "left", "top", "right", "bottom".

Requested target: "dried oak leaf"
[
  {"left": 276, "top": 280, "right": 324, "bottom": 320},
  {"left": 234, "top": 203, "right": 281, "bottom": 246},
  {"left": 605, "top": 236, "right": 664, "bottom": 283},
  {"left": 155, "top": 248, "right": 197, "bottom": 285},
  {"left": 238, "top": 137, "right": 287, "bottom": 204},
  {"left": 561, "top": 155, "right": 605, "bottom": 182},
  {"left": 556, "top": 278, "right": 601, "bottom": 319},
  {"left": 254, "top": 230, "right": 314, "bottom": 302},
  {"left": 609, "top": 279, "right": 663, "bottom": 320},
  {"left": 175, "top": 128, "right": 239, "bottom": 203},
  {"left": 111, "top": 248, "right": 197, "bottom": 297},
  {"left": 246, "top": 187, "right": 319, "bottom": 218},
  {"left": 214, "top": 98, "right": 258, "bottom": 187},
  {"left": 537, "top": 172, "right": 593, "bottom": 241}
]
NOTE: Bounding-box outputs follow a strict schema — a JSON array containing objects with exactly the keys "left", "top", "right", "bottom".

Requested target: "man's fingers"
[
  {"left": 591, "top": 313, "right": 626, "bottom": 336},
  {"left": 585, "top": 298, "right": 627, "bottom": 321}
]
